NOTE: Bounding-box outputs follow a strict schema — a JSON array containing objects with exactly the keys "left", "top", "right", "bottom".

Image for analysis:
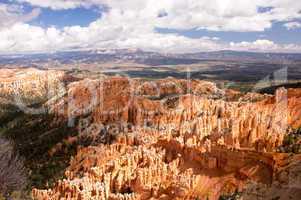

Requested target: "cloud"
[
  {"left": 0, "top": 22, "right": 224, "bottom": 54},
  {"left": 0, "top": 3, "right": 41, "bottom": 29},
  {"left": 16, "top": 0, "right": 93, "bottom": 10},
  {"left": 284, "top": 21, "right": 301, "bottom": 30},
  {"left": 230, "top": 40, "right": 277, "bottom": 51},
  {"left": 1, "top": 22, "right": 301, "bottom": 54},
  {"left": 1, "top": 0, "right": 301, "bottom": 53},
  {"left": 230, "top": 39, "right": 301, "bottom": 52},
  {"left": 16, "top": 0, "right": 301, "bottom": 32}
]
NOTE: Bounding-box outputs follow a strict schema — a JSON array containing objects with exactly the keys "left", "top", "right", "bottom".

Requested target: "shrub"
[
  {"left": 0, "top": 137, "right": 27, "bottom": 198},
  {"left": 219, "top": 190, "right": 241, "bottom": 200}
]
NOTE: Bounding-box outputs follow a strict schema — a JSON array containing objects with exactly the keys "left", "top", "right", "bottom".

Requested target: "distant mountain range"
[
  {"left": 181, "top": 50, "right": 301, "bottom": 62},
  {"left": 1, "top": 49, "right": 301, "bottom": 67}
]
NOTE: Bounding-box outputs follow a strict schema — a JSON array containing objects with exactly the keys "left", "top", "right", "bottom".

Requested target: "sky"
[{"left": 1, "top": 0, "right": 301, "bottom": 54}]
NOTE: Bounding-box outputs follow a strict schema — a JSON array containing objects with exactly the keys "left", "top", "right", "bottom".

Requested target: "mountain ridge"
[{"left": 1, "top": 49, "right": 301, "bottom": 67}]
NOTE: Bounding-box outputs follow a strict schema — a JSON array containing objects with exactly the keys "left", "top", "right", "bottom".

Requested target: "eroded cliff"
[
  {"left": 0, "top": 68, "right": 300, "bottom": 200},
  {"left": 32, "top": 72, "right": 301, "bottom": 200}
]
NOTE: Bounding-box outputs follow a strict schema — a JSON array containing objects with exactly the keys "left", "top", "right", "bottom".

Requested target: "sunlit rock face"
[
  {"left": 32, "top": 131, "right": 301, "bottom": 200},
  {"left": 0, "top": 68, "right": 69, "bottom": 106},
  {"left": 3, "top": 69, "right": 299, "bottom": 200},
  {"left": 49, "top": 76, "right": 301, "bottom": 150}
]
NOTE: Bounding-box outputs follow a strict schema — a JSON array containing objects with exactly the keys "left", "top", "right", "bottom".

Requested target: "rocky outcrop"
[
  {"left": 49, "top": 77, "right": 301, "bottom": 151},
  {"left": 32, "top": 127, "right": 301, "bottom": 200},
  {"left": 31, "top": 75, "right": 301, "bottom": 199},
  {"left": 2, "top": 69, "right": 299, "bottom": 199},
  {"left": 0, "top": 68, "right": 70, "bottom": 106},
  {"left": 241, "top": 155, "right": 301, "bottom": 200}
]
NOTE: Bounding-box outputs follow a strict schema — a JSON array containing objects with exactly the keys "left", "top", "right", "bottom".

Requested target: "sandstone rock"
[{"left": 3, "top": 70, "right": 299, "bottom": 200}]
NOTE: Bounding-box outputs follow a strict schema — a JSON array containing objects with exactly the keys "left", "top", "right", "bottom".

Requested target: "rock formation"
[
  {"left": 1, "top": 68, "right": 300, "bottom": 200},
  {"left": 0, "top": 68, "right": 71, "bottom": 107},
  {"left": 32, "top": 129, "right": 301, "bottom": 200},
  {"left": 49, "top": 76, "right": 301, "bottom": 150},
  {"left": 30, "top": 72, "right": 301, "bottom": 200}
]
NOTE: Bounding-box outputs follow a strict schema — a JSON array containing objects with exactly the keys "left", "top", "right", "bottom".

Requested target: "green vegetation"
[
  {"left": 0, "top": 102, "right": 119, "bottom": 197},
  {"left": 219, "top": 190, "right": 242, "bottom": 200},
  {"left": 0, "top": 103, "right": 117, "bottom": 199},
  {"left": 225, "top": 82, "right": 255, "bottom": 93},
  {"left": 0, "top": 191, "right": 32, "bottom": 200},
  {"left": 278, "top": 127, "right": 301, "bottom": 153},
  {"left": 0, "top": 106, "right": 78, "bottom": 192},
  {"left": 0, "top": 137, "right": 27, "bottom": 199}
]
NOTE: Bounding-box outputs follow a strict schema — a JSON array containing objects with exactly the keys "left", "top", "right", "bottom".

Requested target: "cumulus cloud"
[
  {"left": 1, "top": 0, "right": 301, "bottom": 53},
  {"left": 16, "top": 0, "right": 100, "bottom": 10},
  {"left": 16, "top": 0, "right": 301, "bottom": 32},
  {"left": 230, "top": 40, "right": 277, "bottom": 51},
  {"left": 0, "top": 22, "right": 223, "bottom": 54},
  {"left": 284, "top": 21, "right": 301, "bottom": 30},
  {"left": 230, "top": 39, "right": 301, "bottom": 52},
  {"left": 0, "top": 3, "right": 40, "bottom": 29}
]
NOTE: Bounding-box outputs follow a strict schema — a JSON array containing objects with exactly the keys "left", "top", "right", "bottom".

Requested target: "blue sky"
[
  {"left": 157, "top": 21, "right": 301, "bottom": 45},
  {"left": 30, "top": 7, "right": 100, "bottom": 28},
  {"left": 21, "top": 1, "right": 301, "bottom": 45},
  {"left": 1, "top": 0, "right": 301, "bottom": 53},
  {"left": 27, "top": 5, "right": 301, "bottom": 45}
]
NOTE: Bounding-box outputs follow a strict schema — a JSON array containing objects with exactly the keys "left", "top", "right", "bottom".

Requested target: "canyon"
[{"left": 0, "top": 68, "right": 300, "bottom": 200}]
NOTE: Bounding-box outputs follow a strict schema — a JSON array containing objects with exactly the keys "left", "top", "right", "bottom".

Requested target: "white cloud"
[
  {"left": 17, "top": 0, "right": 301, "bottom": 32},
  {"left": 16, "top": 0, "right": 94, "bottom": 10},
  {"left": 284, "top": 21, "right": 301, "bottom": 30},
  {"left": 230, "top": 40, "right": 277, "bottom": 51},
  {"left": 0, "top": 22, "right": 224, "bottom": 54},
  {"left": 1, "top": 0, "right": 301, "bottom": 53},
  {"left": 0, "top": 3, "right": 40, "bottom": 29},
  {"left": 230, "top": 39, "right": 301, "bottom": 52}
]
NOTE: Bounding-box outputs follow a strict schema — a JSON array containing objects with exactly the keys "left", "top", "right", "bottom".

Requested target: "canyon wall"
[
  {"left": 32, "top": 74, "right": 301, "bottom": 200},
  {"left": 50, "top": 76, "right": 301, "bottom": 150},
  {"left": 1, "top": 69, "right": 300, "bottom": 199},
  {"left": 0, "top": 68, "right": 69, "bottom": 107}
]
